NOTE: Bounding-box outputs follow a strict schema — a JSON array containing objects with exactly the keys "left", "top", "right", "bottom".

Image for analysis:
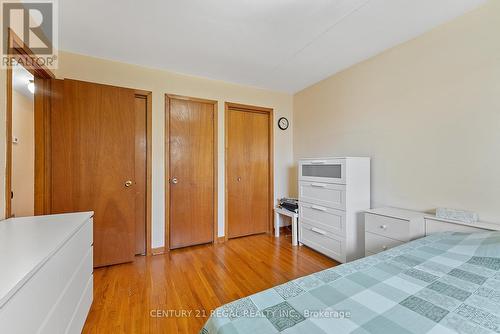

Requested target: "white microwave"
[{"left": 299, "top": 158, "right": 346, "bottom": 184}]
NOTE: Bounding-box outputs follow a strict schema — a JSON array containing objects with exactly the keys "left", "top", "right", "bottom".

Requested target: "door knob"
[
  {"left": 171, "top": 178, "right": 178, "bottom": 184},
  {"left": 125, "top": 180, "right": 133, "bottom": 187},
  {"left": 237, "top": 177, "right": 241, "bottom": 182}
]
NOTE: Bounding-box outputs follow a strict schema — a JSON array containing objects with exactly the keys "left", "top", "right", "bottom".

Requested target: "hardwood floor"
[{"left": 82, "top": 231, "right": 337, "bottom": 333}]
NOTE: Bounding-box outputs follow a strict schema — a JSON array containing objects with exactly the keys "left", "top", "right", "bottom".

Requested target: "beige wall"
[
  {"left": 54, "top": 52, "right": 294, "bottom": 247},
  {"left": 11, "top": 89, "right": 34, "bottom": 217},
  {"left": 1, "top": 0, "right": 498, "bottom": 243},
  {"left": 294, "top": 1, "right": 500, "bottom": 223}
]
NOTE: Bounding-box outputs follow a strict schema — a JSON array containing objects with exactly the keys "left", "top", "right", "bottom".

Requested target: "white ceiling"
[{"left": 59, "top": 0, "right": 487, "bottom": 93}]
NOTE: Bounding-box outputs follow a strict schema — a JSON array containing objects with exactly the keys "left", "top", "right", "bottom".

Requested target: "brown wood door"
[
  {"left": 168, "top": 96, "right": 215, "bottom": 249},
  {"left": 226, "top": 107, "right": 271, "bottom": 238},
  {"left": 51, "top": 79, "right": 137, "bottom": 267}
]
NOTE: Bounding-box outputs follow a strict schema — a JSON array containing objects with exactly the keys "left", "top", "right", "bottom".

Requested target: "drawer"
[
  {"left": 299, "top": 159, "right": 346, "bottom": 184},
  {"left": 299, "top": 203, "right": 345, "bottom": 237},
  {"left": 66, "top": 275, "right": 93, "bottom": 334},
  {"left": 39, "top": 247, "right": 93, "bottom": 334},
  {"left": 300, "top": 223, "right": 345, "bottom": 263},
  {"left": 365, "top": 232, "right": 403, "bottom": 254},
  {"left": 299, "top": 181, "right": 346, "bottom": 210},
  {"left": 365, "top": 213, "right": 410, "bottom": 241}
]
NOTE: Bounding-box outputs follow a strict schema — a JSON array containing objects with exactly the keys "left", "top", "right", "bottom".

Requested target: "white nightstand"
[
  {"left": 364, "top": 207, "right": 426, "bottom": 256},
  {"left": 274, "top": 207, "right": 298, "bottom": 246}
]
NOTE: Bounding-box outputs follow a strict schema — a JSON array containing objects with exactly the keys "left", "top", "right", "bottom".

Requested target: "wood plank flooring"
[{"left": 82, "top": 232, "right": 337, "bottom": 333}]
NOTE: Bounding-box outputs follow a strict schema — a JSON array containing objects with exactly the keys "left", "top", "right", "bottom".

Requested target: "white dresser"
[
  {"left": 425, "top": 216, "right": 500, "bottom": 234},
  {"left": 364, "top": 207, "right": 425, "bottom": 256},
  {"left": 0, "top": 212, "right": 94, "bottom": 334},
  {"left": 298, "top": 157, "right": 370, "bottom": 263}
]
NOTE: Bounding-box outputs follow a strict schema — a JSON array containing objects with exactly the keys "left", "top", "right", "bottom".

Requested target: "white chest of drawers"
[
  {"left": 0, "top": 212, "right": 94, "bottom": 334},
  {"left": 298, "top": 157, "right": 370, "bottom": 263},
  {"left": 364, "top": 207, "right": 425, "bottom": 255}
]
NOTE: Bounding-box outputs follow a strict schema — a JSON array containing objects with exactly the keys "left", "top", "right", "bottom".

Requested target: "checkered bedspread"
[{"left": 201, "top": 231, "right": 500, "bottom": 333}]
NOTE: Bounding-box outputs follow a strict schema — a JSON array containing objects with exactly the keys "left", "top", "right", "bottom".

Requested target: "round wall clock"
[{"left": 278, "top": 117, "right": 289, "bottom": 130}]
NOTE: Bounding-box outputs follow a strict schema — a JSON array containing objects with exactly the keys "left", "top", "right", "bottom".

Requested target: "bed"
[{"left": 201, "top": 231, "right": 500, "bottom": 333}]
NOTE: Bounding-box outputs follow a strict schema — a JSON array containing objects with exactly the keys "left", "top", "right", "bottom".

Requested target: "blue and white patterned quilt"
[{"left": 201, "top": 231, "right": 500, "bottom": 333}]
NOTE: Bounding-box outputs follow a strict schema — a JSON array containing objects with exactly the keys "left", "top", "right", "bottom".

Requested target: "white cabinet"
[
  {"left": 298, "top": 157, "right": 370, "bottom": 263},
  {"left": 364, "top": 208, "right": 425, "bottom": 256},
  {"left": 0, "top": 212, "right": 94, "bottom": 334}
]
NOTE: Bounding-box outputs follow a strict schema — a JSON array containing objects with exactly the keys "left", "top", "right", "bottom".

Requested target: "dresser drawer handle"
[
  {"left": 311, "top": 227, "right": 326, "bottom": 235},
  {"left": 379, "top": 225, "right": 387, "bottom": 230},
  {"left": 310, "top": 183, "right": 327, "bottom": 188},
  {"left": 311, "top": 205, "right": 327, "bottom": 212}
]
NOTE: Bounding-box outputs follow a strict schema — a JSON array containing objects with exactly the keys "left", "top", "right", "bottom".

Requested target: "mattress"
[{"left": 201, "top": 231, "right": 500, "bottom": 333}]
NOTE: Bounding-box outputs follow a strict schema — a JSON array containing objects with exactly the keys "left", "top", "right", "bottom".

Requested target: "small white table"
[{"left": 274, "top": 207, "right": 298, "bottom": 246}]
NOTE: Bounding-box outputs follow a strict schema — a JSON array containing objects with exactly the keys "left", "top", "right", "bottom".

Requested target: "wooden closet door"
[
  {"left": 227, "top": 109, "right": 270, "bottom": 238},
  {"left": 168, "top": 97, "right": 215, "bottom": 249},
  {"left": 51, "top": 79, "right": 137, "bottom": 267}
]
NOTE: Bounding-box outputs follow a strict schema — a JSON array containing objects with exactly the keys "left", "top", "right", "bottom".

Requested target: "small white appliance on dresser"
[
  {"left": 298, "top": 157, "right": 370, "bottom": 263},
  {"left": 0, "top": 212, "right": 93, "bottom": 334}
]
